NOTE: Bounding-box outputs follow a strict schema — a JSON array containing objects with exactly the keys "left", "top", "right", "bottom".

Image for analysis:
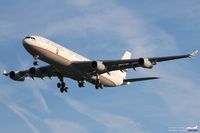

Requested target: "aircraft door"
[{"left": 56, "top": 48, "right": 59, "bottom": 55}]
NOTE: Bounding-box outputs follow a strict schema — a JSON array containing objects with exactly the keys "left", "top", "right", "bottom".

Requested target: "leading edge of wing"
[
  {"left": 124, "top": 77, "right": 159, "bottom": 83},
  {"left": 2, "top": 65, "right": 58, "bottom": 81},
  {"left": 149, "top": 50, "right": 198, "bottom": 62}
]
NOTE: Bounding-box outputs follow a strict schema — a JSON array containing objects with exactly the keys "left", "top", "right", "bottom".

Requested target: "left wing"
[
  {"left": 72, "top": 50, "right": 198, "bottom": 75},
  {"left": 3, "top": 65, "right": 58, "bottom": 81}
]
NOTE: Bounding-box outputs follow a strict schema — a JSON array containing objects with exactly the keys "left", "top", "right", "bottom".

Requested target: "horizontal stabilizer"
[
  {"left": 124, "top": 77, "right": 159, "bottom": 83},
  {"left": 189, "top": 50, "right": 198, "bottom": 58}
]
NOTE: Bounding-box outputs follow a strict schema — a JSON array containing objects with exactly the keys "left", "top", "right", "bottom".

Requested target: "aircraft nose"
[
  {"left": 23, "top": 38, "right": 28, "bottom": 45},
  {"left": 23, "top": 38, "right": 30, "bottom": 49},
  {"left": 23, "top": 36, "right": 36, "bottom": 47},
  {"left": 23, "top": 36, "right": 36, "bottom": 51}
]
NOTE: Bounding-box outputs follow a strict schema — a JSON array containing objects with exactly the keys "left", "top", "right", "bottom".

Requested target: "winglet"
[
  {"left": 3, "top": 70, "right": 9, "bottom": 76},
  {"left": 189, "top": 50, "right": 198, "bottom": 58}
]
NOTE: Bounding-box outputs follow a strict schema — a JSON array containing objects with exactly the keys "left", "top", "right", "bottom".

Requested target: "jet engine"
[
  {"left": 91, "top": 61, "right": 106, "bottom": 72},
  {"left": 138, "top": 58, "right": 153, "bottom": 69},
  {"left": 29, "top": 67, "right": 36, "bottom": 75},
  {"left": 9, "top": 71, "right": 25, "bottom": 81}
]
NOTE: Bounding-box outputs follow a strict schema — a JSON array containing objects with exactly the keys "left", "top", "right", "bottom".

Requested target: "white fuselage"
[{"left": 23, "top": 36, "right": 124, "bottom": 87}]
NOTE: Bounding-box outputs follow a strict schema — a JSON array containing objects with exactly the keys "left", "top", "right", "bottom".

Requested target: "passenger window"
[
  {"left": 25, "top": 36, "right": 31, "bottom": 39},
  {"left": 30, "top": 37, "right": 35, "bottom": 40},
  {"left": 25, "top": 36, "right": 35, "bottom": 40}
]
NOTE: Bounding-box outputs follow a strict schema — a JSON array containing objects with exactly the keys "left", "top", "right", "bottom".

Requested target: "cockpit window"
[{"left": 25, "top": 36, "right": 35, "bottom": 40}]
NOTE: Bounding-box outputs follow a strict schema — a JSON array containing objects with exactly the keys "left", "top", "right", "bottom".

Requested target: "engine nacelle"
[
  {"left": 29, "top": 67, "right": 36, "bottom": 75},
  {"left": 91, "top": 61, "right": 106, "bottom": 72},
  {"left": 138, "top": 58, "right": 153, "bottom": 69},
  {"left": 9, "top": 71, "right": 25, "bottom": 81}
]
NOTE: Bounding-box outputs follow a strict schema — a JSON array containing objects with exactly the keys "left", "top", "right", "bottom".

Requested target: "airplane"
[
  {"left": 186, "top": 126, "right": 198, "bottom": 132},
  {"left": 3, "top": 35, "right": 198, "bottom": 93}
]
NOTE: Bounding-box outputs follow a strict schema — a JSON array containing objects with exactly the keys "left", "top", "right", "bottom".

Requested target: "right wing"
[
  {"left": 3, "top": 65, "right": 59, "bottom": 81},
  {"left": 72, "top": 50, "right": 198, "bottom": 75}
]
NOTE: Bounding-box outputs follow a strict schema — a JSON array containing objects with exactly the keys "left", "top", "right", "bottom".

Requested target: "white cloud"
[
  {"left": 62, "top": 96, "right": 147, "bottom": 133},
  {"left": 0, "top": 85, "right": 89, "bottom": 133},
  {"left": 1, "top": 0, "right": 199, "bottom": 132},
  {"left": 19, "top": 0, "right": 200, "bottom": 126},
  {"left": 148, "top": 69, "right": 200, "bottom": 118},
  {"left": 44, "top": 0, "right": 199, "bottom": 122},
  {"left": 45, "top": 119, "right": 88, "bottom": 133},
  {"left": 0, "top": 63, "right": 7, "bottom": 73},
  {"left": 23, "top": 80, "right": 51, "bottom": 113},
  {"left": 0, "top": 21, "right": 16, "bottom": 43},
  {"left": 18, "top": 57, "right": 51, "bottom": 113},
  {"left": 7, "top": 103, "right": 40, "bottom": 133},
  {"left": 66, "top": 0, "right": 92, "bottom": 7},
  {"left": 0, "top": 86, "right": 40, "bottom": 133},
  {"left": 45, "top": 1, "right": 177, "bottom": 57}
]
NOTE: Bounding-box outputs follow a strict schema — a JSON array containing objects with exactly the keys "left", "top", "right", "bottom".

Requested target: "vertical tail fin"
[
  {"left": 111, "top": 51, "right": 132, "bottom": 79},
  {"left": 122, "top": 51, "right": 132, "bottom": 60}
]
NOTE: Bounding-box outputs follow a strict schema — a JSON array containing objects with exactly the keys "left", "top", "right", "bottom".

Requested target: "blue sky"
[{"left": 0, "top": 0, "right": 200, "bottom": 133}]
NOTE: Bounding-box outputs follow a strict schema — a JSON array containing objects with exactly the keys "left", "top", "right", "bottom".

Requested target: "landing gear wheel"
[
  {"left": 57, "top": 83, "right": 61, "bottom": 88},
  {"left": 100, "top": 84, "right": 103, "bottom": 89},
  {"left": 95, "top": 79, "right": 103, "bottom": 90},
  {"left": 64, "top": 87, "right": 68, "bottom": 92},
  {"left": 78, "top": 83, "right": 82, "bottom": 88},
  {"left": 78, "top": 81, "right": 85, "bottom": 88},
  {"left": 33, "top": 61, "right": 38, "bottom": 66},
  {"left": 95, "top": 84, "right": 99, "bottom": 89},
  {"left": 62, "top": 82, "right": 65, "bottom": 87},
  {"left": 60, "top": 87, "right": 64, "bottom": 93},
  {"left": 60, "top": 87, "right": 68, "bottom": 93},
  {"left": 95, "top": 75, "right": 102, "bottom": 89}
]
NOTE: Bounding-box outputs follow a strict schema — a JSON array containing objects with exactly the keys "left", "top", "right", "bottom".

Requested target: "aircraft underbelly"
[
  {"left": 100, "top": 76, "right": 116, "bottom": 87},
  {"left": 29, "top": 46, "right": 82, "bottom": 79}
]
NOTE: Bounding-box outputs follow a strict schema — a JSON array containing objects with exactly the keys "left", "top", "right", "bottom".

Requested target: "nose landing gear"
[{"left": 33, "top": 55, "right": 39, "bottom": 66}]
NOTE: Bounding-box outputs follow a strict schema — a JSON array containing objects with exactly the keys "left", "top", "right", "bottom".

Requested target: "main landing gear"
[
  {"left": 94, "top": 74, "right": 103, "bottom": 89},
  {"left": 57, "top": 76, "right": 68, "bottom": 93},
  {"left": 78, "top": 80, "right": 85, "bottom": 88},
  {"left": 33, "top": 55, "right": 39, "bottom": 66}
]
